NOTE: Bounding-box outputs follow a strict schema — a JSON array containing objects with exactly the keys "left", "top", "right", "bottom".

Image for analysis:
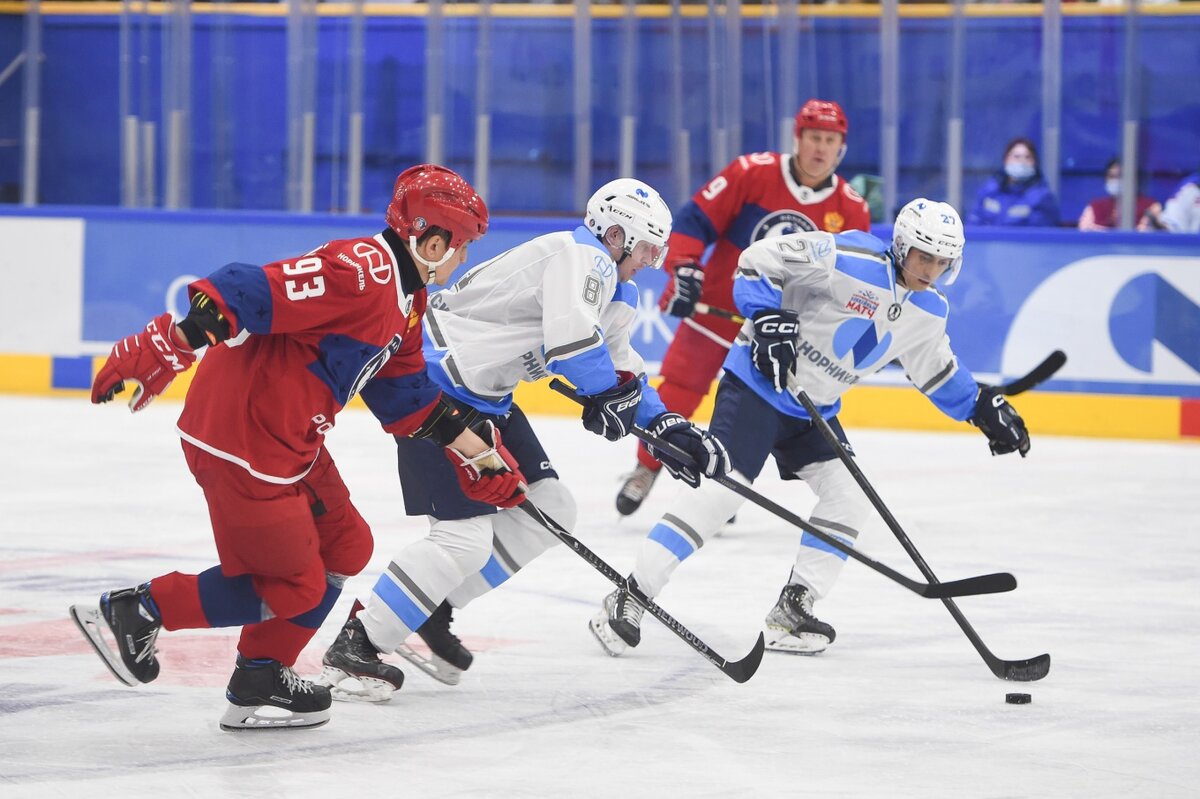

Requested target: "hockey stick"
[
  {"left": 694, "top": 302, "right": 746, "bottom": 325},
  {"left": 790, "top": 379, "right": 1052, "bottom": 682},
  {"left": 514, "top": 497, "right": 765, "bottom": 684},
  {"left": 989, "top": 349, "right": 1067, "bottom": 397},
  {"left": 550, "top": 380, "right": 1014, "bottom": 601}
]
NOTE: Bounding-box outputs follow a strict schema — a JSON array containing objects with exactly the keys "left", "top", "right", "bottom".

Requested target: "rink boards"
[{"left": 1, "top": 207, "right": 1198, "bottom": 440}]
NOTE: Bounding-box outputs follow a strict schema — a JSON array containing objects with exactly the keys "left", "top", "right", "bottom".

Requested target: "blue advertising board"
[{"left": 2, "top": 207, "right": 1198, "bottom": 401}]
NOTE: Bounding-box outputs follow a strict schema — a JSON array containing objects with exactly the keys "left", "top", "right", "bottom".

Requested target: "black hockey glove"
[
  {"left": 645, "top": 413, "right": 730, "bottom": 488},
  {"left": 663, "top": 264, "right": 704, "bottom": 318},
  {"left": 580, "top": 371, "right": 643, "bottom": 442},
  {"left": 751, "top": 308, "right": 801, "bottom": 392},
  {"left": 971, "top": 386, "right": 1031, "bottom": 457}
]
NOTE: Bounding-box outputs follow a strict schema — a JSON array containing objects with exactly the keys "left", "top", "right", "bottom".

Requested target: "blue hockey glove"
[
  {"left": 645, "top": 413, "right": 730, "bottom": 488},
  {"left": 663, "top": 264, "right": 704, "bottom": 318},
  {"left": 580, "top": 371, "right": 643, "bottom": 442},
  {"left": 971, "top": 387, "right": 1030, "bottom": 457},
  {"left": 751, "top": 308, "right": 801, "bottom": 392}
]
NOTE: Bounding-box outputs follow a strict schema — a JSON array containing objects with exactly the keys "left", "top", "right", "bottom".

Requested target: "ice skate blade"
[
  {"left": 764, "top": 628, "right": 829, "bottom": 656},
  {"left": 318, "top": 665, "right": 398, "bottom": 704},
  {"left": 394, "top": 643, "right": 463, "bottom": 686},
  {"left": 219, "top": 703, "right": 331, "bottom": 731},
  {"left": 69, "top": 604, "right": 138, "bottom": 687},
  {"left": 588, "top": 611, "right": 628, "bottom": 657}
]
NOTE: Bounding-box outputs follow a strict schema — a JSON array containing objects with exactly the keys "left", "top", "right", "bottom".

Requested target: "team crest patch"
[
  {"left": 824, "top": 211, "right": 845, "bottom": 233},
  {"left": 846, "top": 288, "right": 880, "bottom": 319},
  {"left": 751, "top": 209, "right": 817, "bottom": 242}
]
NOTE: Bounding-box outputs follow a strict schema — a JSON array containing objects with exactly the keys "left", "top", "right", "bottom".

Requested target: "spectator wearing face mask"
[
  {"left": 1078, "top": 158, "right": 1161, "bottom": 232},
  {"left": 967, "top": 137, "right": 1061, "bottom": 227}
]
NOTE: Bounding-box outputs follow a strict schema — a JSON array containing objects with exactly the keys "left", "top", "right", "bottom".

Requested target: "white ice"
[{"left": 1, "top": 395, "right": 1198, "bottom": 798}]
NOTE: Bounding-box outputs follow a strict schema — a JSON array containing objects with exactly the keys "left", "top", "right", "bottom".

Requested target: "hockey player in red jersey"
[
  {"left": 69, "top": 164, "right": 526, "bottom": 731},
  {"left": 616, "top": 98, "right": 872, "bottom": 515}
]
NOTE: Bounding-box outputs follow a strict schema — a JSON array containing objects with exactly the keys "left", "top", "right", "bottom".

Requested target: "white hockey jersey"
[
  {"left": 423, "top": 226, "right": 667, "bottom": 422},
  {"left": 727, "top": 229, "right": 978, "bottom": 421}
]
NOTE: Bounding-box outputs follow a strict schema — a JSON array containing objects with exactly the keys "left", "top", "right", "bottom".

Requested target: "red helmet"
[
  {"left": 385, "top": 164, "right": 488, "bottom": 251},
  {"left": 794, "top": 99, "right": 849, "bottom": 138}
]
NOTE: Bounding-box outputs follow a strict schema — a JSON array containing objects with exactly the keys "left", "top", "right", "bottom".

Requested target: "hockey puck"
[{"left": 1005, "top": 693, "right": 1032, "bottom": 705}]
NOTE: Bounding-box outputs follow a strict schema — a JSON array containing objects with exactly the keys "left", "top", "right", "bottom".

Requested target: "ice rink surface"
[{"left": 2, "top": 394, "right": 1198, "bottom": 798}]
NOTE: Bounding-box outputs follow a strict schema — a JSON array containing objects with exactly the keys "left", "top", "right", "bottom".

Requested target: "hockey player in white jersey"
[
  {"left": 319, "top": 179, "right": 729, "bottom": 698},
  {"left": 590, "top": 198, "right": 1031, "bottom": 657}
]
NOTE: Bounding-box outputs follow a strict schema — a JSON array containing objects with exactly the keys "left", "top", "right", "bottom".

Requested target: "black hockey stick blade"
[
  {"left": 996, "top": 652, "right": 1052, "bottom": 682},
  {"left": 993, "top": 350, "right": 1067, "bottom": 396},
  {"left": 918, "top": 571, "right": 1017, "bottom": 599}
]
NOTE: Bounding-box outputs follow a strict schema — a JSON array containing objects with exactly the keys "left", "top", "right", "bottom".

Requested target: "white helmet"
[
  {"left": 892, "top": 198, "right": 966, "bottom": 285},
  {"left": 584, "top": 178, "right": 672, "bottom": 269}
]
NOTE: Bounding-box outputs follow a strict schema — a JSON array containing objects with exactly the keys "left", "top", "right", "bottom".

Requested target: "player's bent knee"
[
  {"left": 798, "top": 460, "right": 871, "bottom": 534},
  {"left": 321, "top": 514, "right": 374, "bottom": 578},
  {"left": 254, "top": 560, "right": 328, "bottom": 620},
  {"left": 427, "top": 516, "right": 496, "bottom": 578}
]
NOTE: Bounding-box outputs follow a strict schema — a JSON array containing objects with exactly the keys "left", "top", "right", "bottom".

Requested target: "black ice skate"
[
  {"left": 763, "top": 583, "right": 836, "bottom": 655},
  {"left": 319, "top": 617, "right": 405, "bottom": 703},
  {"left": 395, "top": 601, "right": 473, "bottom": 686},
  {"left": 589, "top": 577, "right": 645, "bottom": 657},
  {"left": 616, "top": 464, "right": 659, "bottom": 516},
  {"left": 69, "top": 582, "right": 163, "bottom": 687},
  {"left": 219, "top": 654, "right": 332, "bottom": 731}
]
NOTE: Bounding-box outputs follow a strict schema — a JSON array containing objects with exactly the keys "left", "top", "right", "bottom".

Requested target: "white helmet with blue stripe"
[
  {"left": 892, "top": 198, "right": 965, "bottom": 284},
  {"left": 584, "top": 178, "right": 672, "bottom": 269}
]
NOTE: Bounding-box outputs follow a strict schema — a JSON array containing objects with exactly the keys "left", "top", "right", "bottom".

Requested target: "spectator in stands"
[
  {"left": 1143, "top": 169, "right": 1200, "bottom": 234},
  {"left": 1077, "top": 157, "right": 1161, "bottom": 232},
  {"left": 967, "top": 137, "right": 1060, "bottom": 227}
]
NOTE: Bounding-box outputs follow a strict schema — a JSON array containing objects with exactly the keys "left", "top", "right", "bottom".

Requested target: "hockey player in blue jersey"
[
  {"left": 316, "top": 178, "right": 730, "bottom": 698},
  {"left": 590, "top": 198, "right": 1031, "bottom": 657}
]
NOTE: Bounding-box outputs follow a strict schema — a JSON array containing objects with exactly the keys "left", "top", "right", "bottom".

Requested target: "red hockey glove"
[
  {"left": 92, "top": 312, "right": 197, "bottom": 413},
  {"left": 445, "top": 421, "right": 527, "bottom": 508}
]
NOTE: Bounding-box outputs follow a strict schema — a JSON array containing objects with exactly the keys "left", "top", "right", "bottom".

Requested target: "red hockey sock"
[{"left": 148, "top": 571, "right": 208, "bottom": 631}]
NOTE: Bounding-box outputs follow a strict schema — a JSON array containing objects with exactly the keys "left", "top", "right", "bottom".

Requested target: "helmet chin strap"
[{"left": 408, "top": 235, "right": 458, "bottom": 281}]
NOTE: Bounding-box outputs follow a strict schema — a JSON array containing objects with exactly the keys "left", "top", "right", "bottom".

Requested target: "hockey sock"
[
  {"left": 237, "top": 577, "right": 343, "bottom": 665},
  {"left": 633, "top": 476, "right": 745, "bottom": 596},
  {"left": 149, "top": 568, "right": 260, "bottom": 630}
]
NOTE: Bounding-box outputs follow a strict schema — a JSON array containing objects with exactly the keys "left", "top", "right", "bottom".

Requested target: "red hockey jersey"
[
  {"left": 176, "top": 229, "right": 440, "bottom": 484},
  {"left": 662, "top": 152, "right": 871, "bottom": 341}
]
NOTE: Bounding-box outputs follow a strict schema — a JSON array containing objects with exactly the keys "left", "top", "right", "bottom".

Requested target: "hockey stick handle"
[
  {"left": 693, "top": 302, "right": 746, "bottom": 325},
  {"left": 514, "top": 498, "right": 765, "bottom": 683},
  {"left": 549, "top": 379, "right": 1012, "bottom": 600},
  {"left": 791, "top": 387, "right": 1049, "bottom": 681}
]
